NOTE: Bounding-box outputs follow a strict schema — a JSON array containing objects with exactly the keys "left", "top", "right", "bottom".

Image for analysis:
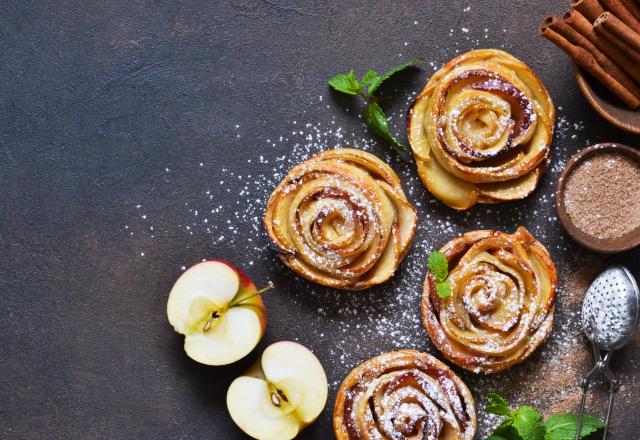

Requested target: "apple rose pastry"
[
  {"left": 264, "top": 148, "right": 417, "bottom": 290},
  {"left": 408, "top": 49, "right": 555, "bottom": 210},
  {"left": 333, "top": 350, "right": 476, "bottom": 440},
  {"left": 422, "top": 227, "right": 557, "bottom": 374}
]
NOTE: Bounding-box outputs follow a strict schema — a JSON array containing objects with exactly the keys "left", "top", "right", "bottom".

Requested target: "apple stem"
[
  {"left": 202, "top": 282, "right": 275, "bottom": 331},
  {"left": 229, "top": 281, "right": 275, "bottom": 307}
]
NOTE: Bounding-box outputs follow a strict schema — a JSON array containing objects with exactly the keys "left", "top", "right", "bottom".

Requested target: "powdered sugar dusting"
[{"left": 123, "top": 38, "right": 629, "bottom": 437}]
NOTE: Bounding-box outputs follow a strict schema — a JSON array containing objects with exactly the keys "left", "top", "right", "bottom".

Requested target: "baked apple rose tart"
[
  {"left": 333, "top": 350, "right": 476, "bottom": 440},
  {"left": 263, "top": 148, "right": 417, "bottom": 290},
  {"left": 408, "top": 49, "right": 555, "bottom": 210},
  {"left": 422, "top": 227, "right": 557, "bottom": 374}
]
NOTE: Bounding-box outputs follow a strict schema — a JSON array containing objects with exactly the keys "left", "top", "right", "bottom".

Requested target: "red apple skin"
[
  {"left": 206, "top": 259, "right": 267, "bottom": 333},
  {"left": 168, "top": 260, "right": 270, "bottom": 366},
  {"left": 209, "top": 259, "right": 255, "bottom": 290}
]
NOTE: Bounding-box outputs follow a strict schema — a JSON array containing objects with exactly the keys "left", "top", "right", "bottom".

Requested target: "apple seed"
[
  {"left": 276, "top": 388, "right": 289, "bottom": 403},
  {"left": 202, "top": 311, "right": 221, "bottom": 332},
  {"left": 269, "top": 387, "right": 289, "bottom": 408}
]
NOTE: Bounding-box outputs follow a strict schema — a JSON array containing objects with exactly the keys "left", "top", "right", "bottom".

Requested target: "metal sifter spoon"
[{"left": 576, "top": 265, "right": 639, "bottom": 440}]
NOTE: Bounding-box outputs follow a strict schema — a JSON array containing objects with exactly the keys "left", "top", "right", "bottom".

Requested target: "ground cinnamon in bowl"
[{"left": 564, "top": 151, "right": 640, "bottom": 240}]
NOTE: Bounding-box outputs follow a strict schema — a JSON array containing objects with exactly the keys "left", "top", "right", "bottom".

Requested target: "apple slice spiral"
[
  {"left": 264, "top": 148, "right": 417, "bottom": 290},
  {"left": 333, "top": 350, "right": 476, "bottom": 440},
  {"left": 408, "top": 49, "right": 555, "bottom": 209},
  {"left": 422, "top": 227, "right": 557, "bottom": 374}
]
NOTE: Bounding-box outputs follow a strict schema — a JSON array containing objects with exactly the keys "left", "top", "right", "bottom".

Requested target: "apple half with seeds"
[
  {"left": 227, "top": 341, "right": 328, "bottom": 440},
  {"left": 167, "top": 260, "right": 270, "bottom": 366}
]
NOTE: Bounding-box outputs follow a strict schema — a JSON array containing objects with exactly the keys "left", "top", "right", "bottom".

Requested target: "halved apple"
[
  {"left": 226, "top": 341, "right": 328, "bottom": 440},
  {"left": 166, "top": 260, "right": 268, "bottom": 366}
]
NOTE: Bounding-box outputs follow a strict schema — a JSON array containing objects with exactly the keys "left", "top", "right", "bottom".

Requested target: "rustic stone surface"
[{"left": 1, "top": 0, "right": 639, "bottom": 438}]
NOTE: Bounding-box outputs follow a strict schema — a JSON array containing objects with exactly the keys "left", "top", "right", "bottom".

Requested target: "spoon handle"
[
  {"left": 575, "top": 367, "right": 596, "bottom": 440},
  {"left": 600, "top": 351, "right": 618, "bottom": 440},
  {"left": 602, "top": 384, "right": 613, "bottom": 440},
  {"left": 602, "top": 378, "right": 619, "bottom": 440},
  {"left": 576, "top": 358, "right": 601, "bottom": 440}
]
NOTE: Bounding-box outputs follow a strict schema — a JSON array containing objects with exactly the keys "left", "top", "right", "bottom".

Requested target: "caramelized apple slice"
[
  {"left": 416, "top": 155, "right": 479, "bottom": 210},
  {"left": 478, "top": 167, "right": 541, "bottom": 202}
]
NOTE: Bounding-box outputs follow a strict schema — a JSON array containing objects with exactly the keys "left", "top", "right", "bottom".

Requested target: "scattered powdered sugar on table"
[{"left": 124, "top": 32, "right": 625, "bottom": 437}]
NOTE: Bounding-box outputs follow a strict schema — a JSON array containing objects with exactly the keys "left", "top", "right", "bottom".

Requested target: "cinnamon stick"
[
  {"left": 539, "top": 21, "right": 640, "bottom": 108},
  {"left": 594, "top": 11, "right": 640, "bottom": 53},
  {"left": 620, "top": 0, "right": 640, "bottom": 22},
  {"left": 572, "top": 0, "right": 605, "bottom": 22},
  {"left": 564, "top": 9, "right": 640, "bottom": 82},
  {"left": 544, "top": 16, "right": 640, "bottom": 99},
  {"left": 595, "top": 23, "right": 640, "bottom": 61},
  {"left": 600, "top": 0, "right": 640, "bottom": 33}
]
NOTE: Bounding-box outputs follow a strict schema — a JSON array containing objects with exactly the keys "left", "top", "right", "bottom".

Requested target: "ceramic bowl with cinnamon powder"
[{"left": 556, "top": 143, "right": 640, "bottom": 253}]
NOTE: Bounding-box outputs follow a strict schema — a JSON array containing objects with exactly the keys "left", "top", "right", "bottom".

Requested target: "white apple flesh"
[
  {"left": 166, "top": 260, "right": 267, "bottom": 366},
  {"left": 226, "top": 341, "right": 328, "bottom": 440}
]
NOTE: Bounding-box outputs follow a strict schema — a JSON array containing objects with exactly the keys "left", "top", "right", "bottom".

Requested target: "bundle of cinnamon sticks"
[{"left": 539, "top": 0, "right": 640, "bottom": 109}]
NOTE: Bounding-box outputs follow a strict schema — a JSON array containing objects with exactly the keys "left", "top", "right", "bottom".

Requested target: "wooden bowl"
[
  {"left": 556, "top": 143, "right": 640, "bottom": 253},
  {"left": 573, "top": 64, "right": 640, "bottom": 135}
]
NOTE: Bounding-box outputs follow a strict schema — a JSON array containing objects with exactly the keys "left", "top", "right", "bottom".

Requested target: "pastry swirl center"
[{"left": 460, "top": 263, "right": 520, "bottom": 332}]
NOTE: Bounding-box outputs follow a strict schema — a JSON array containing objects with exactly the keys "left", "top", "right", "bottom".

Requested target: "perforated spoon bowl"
[{"left": 576, "top": 266, "right": 639, "bottom": 440}]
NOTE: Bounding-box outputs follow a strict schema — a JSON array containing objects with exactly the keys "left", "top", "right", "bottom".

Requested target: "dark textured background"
[{"left": 1, "top": 1, "right": 639, "bottom": 439}]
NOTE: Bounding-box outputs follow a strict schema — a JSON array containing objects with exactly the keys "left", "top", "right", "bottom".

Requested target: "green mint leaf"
[
  {"left": 575, "top": 414, "right": 606, "bottom": 439},
  {"left": 544, "top": 414, "right": 605, "bottom": 440},
  {"left": 360, "top": 70, "right": 379, "bottom": 89},
  {"left": 436, "top": 282, "right": 452, "bottom": 299},
  {"left": 486, "top": 435, "right": 512, "bottom": 440},
  {"left": 427, "top": 251, "right": 448, "bottom": 281},
  {"left": 513, "top": 406, "right": 545, "bottom": 440},
  {"left": 328, "top": 70, "right": 360, "bottom": 95},
  {"left": 367, "top": 57, "right": 423, "bottom": 94},
  {"left": 363, "top": 101, "right": 406, "bottom": 151},
  {"left": 490, "top": 420, "right": 520, "bottom": 440},
  {"left": 486, "top": 393, "right": 513, "bottom": 417}
]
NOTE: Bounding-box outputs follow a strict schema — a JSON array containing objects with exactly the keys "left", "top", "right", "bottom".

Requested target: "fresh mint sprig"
[
  {"left": 327, "top": 70, "right": 361, "bottom": 95},
  {"left": 427, "top": 250, "right": 452, "bottom": 299},
  {"left": 328, "top": 58, "right": 423, "bottom": 152},
  {"left": 484, "top": 393, "right": 605, "bottom": 440}
]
